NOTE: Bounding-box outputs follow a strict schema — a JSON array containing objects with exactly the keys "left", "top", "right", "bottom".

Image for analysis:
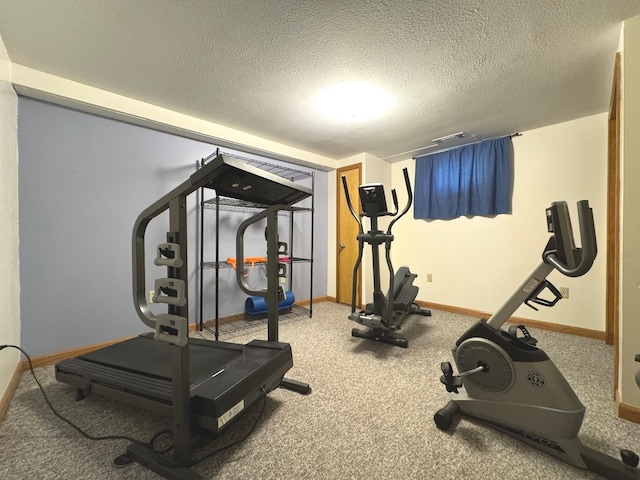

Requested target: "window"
[{"left": 414, "top": 136, "right": 512, "bottom": 220}]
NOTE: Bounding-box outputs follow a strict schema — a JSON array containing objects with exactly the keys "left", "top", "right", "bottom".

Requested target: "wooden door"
[
  {"left": 336, "top": 164, "right": 362, "bottom": 306},
  {"left": 608, "top": 53, "right": 621, "bottom": 395}
]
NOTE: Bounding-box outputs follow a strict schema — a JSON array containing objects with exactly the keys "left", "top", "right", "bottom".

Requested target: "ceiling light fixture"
[{"left": 315, "top": 81, "right": 392, "bottom": 123}]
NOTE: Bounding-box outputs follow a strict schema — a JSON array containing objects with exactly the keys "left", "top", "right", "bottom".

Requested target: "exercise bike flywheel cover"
[{"left": 455, "top": 338, "right": 515, "bottom": 394}]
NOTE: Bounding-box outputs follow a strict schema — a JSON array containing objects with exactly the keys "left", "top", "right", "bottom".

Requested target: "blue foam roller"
[{"left": 245, "top": 290, "right": 295, "bottom": 315}]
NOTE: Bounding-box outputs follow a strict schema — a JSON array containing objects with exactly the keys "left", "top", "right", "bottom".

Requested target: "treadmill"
[{"left": 55, "top": 153, "right": 312, "bottom": 479}]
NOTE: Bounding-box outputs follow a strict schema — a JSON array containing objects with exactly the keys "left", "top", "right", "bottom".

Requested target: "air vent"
[{"left": 431, "top": 132, "right": 466, "bottom": 143}]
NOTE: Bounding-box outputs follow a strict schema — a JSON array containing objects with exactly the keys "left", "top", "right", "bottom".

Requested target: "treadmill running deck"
[{"left": 55, "top": 334, "right": 293, "bottom": 433}]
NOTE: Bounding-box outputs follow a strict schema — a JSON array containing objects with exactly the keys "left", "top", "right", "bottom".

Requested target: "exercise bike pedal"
[{"left": 439, "top": 362, "right": 462, "bottom": 394}]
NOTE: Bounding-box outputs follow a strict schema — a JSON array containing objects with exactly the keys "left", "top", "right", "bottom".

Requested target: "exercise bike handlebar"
[
  {"left": 486, "top": 200, "right": 597, "bottom": 329},
  {"left": 544, "top": 200, "right": 597, "bottom": 278}
]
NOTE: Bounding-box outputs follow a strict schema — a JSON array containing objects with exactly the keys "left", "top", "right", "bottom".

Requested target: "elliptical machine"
[
  {"left": 434, "top": 200, "right": 640, "bottom": 479},
  {"left": 341, "top": 168, "right": 430, "bottom": 348}
]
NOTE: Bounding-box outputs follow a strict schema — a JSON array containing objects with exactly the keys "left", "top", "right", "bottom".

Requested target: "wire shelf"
[
  {"left": 197, "top": 305, "right": 311, "bottom": 339},
  {"left": 201, "top": 257, "right": 311, "bottom": 269},
  {"left": 202, "top": 196, "right": 312, "bottom": 213},
  {"left": 202, "top": 151, "right": 313, "bottom": 183},
  {"left": 198, "top": 150, "right": 315, "bottom": 335}
]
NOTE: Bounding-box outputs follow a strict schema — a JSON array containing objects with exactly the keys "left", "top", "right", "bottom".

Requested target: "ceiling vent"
[{"left": 382, "top": 132, "right": 482, "bottom": 162}]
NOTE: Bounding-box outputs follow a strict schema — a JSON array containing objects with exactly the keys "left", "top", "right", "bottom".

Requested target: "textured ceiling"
[{"left": 1, "top": 0, "right": 639, "bottom": 162}]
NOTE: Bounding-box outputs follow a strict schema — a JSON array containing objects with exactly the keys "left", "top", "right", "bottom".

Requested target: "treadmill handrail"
[
  {"left": 133, "top": 176, "right": 196, "bottom": 329},
  {"left": 235, "top": 204, "right": 286, "bottom": 297}
]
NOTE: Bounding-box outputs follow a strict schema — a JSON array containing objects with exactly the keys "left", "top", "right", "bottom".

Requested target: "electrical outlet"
[
  {"left": 427, "top": 273, "right": 433, "bottom": 282},
  {"left": 559, "top": 287, "right": 569, "bottom": 299},
  {"left": 149, "top": 290, "right": 155, "bottom": 303}
]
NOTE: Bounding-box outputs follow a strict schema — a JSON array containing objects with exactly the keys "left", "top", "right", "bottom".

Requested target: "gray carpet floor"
[{"left": 1, "top": 301, "right": 639, "bottom": 479}]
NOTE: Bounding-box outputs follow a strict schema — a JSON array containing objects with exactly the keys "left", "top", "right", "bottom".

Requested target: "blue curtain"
[{"left": 413, "top": 136, "right": 512, "bottom": 220}]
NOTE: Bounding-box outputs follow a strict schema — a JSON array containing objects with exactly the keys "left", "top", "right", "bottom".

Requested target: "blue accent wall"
[{"left": 18, "top": 97, "right": 327, "bottom": 355}]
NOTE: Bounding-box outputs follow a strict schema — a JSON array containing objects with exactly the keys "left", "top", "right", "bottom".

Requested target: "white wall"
[
  {"left": 0, "top": 34, "right": 20, "bottom": 402},
  {"left": 620, "top": 15, "right": 640, "bottom": 408},
  {"left": 390, "top": 113, "right": 608, "bottom": 331}
]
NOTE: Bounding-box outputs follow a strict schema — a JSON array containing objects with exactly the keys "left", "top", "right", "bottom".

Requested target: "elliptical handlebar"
[
  {"left": 341, "top": 168, "right": 413, "bottom": 233},
  {"left": 341, "top": 175, "right": 364, "bottom": 234},
  {"left": 544, "top": 200, "right": 597, "bottom": 278},
  {"left": 387, "top": 168, "right": 413, "bottom": 234},
  {"left": 389, "top": 188, "right": 399, "bottom": 216}
]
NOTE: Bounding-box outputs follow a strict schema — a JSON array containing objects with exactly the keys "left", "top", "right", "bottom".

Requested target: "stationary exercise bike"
[
  {"left": 341, "top": 168, "right": 430, "bottom": 348},
  {"left": 434, "top": 200, "right": 640, "bottom": 479}
]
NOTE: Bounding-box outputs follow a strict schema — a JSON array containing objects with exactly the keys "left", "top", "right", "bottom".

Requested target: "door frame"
[{"left": 607, "top": 53, "right": 621, "bottom": 395}]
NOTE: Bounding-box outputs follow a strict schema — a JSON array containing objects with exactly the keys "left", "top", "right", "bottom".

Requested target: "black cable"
[
  {"left": 0, "top": 344, "right": 147, "bottom": 447},
  {"left": 146, "top": 386, "right": 268, "bottom": 468},
  {"left": 190, "top": 386, "right": 267, "bottom": 466},
  {"left": 149, "top": 428, "right": 175, "bottom": 454},
  {"left": 1, "top": 345, "right": 268, "bottom": 470}
]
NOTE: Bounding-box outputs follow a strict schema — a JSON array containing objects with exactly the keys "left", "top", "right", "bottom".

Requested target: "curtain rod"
[{"left": 411, "top": 132, "right": 522, "bottom": 160}]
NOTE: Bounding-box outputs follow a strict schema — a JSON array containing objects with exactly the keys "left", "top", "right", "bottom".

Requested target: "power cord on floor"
[
  {"left": 0, "top": 344, "right": 268, "bottom": 470},
  {"left": 191, "top": 386, "right": 267, "bottom": 466},
  {"left": 145, "top": 387, "right": 267, "bottom": 468},
  {"left": 0, "top": 344, "right": 148, "bottom": 447}
]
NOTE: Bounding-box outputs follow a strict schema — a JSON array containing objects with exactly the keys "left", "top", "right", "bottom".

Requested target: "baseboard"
[
  {"left": 303, "top": 296, "right": 333, "bottom": 305},
  {"left": 417, "top": 300, "right": 606, "bottom": 341},
  {"left": 20, "top": 297, "right": 604, "bottom": 372},
  {"left": 0, "top": 360, "right": 22, "bottom": 423},
  {"left": 24, "top": 297, "right": 336, "bottom": 371},
  {"left": 21, "top": 337, "right": 127, "bottom": 371},
  {"left": 618, "top": 402, "right": 640, "bottom": 424},
  {"left": 197, "top": 297, "right": 333, "bottom": 328}
]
